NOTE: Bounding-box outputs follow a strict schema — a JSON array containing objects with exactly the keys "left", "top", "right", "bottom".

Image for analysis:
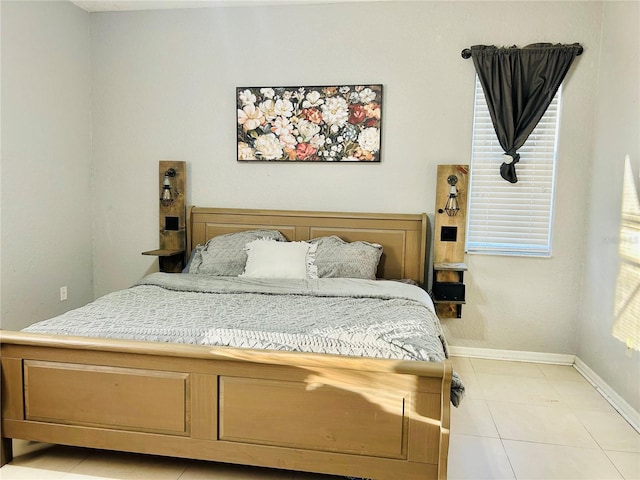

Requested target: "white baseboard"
[
  {"left": 449, "top": 345, "right": 639, "bottom": 433},
  {"left": 448, "top": 346, "right": 575, "bottom": 365},
  {"left": 573, "top": 357, "right": 640, "bottom": 433}
]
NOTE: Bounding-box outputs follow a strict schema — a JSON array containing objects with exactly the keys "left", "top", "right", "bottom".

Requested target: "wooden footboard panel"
[{"left": 1, "top": 332, "right": 452, "bottom": 480}]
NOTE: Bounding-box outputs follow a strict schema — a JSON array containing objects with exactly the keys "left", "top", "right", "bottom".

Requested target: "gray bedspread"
[{"left": 23, "top": 273, "right": 464, "bottom": 405}]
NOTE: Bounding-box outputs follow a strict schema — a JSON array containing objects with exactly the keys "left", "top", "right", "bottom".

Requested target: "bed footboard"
[{"left": 1, "top": 331, "right": 452, "bottom": 480}]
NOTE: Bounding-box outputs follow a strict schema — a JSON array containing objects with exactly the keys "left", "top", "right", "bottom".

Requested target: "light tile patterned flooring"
[{"left": 0, "top": 357, "right": 638, "bottom": 480}]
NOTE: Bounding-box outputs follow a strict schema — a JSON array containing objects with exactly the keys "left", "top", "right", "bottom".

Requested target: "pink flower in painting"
[
  {"left": 348, "top": 104, "right": 366, "bottom": 124},
  {"left": 302, "top": 108, "right": 323, "bottom": 125},
  {"left": 296, "top": 143, "right": 317, "bottom": 160},
  {"left": 364, "top": 102, "right": 381, "bottom": 120}
]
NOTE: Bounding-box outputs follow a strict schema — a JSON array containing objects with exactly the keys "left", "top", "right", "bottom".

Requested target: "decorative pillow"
[
  {"left": 309, "top": 235, "right": 382, "bottom": 280},
  {"left": 188, "top": 229, "right": 286, "bottom": 276},
  {"left": 181, "top": 245, "right": 203, "bottom": 273},
  {"left": 240, "top": 239, "right": 317, "bottom": 279}
]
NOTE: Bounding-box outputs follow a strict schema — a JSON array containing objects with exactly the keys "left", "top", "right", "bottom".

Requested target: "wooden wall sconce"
[
  {"left": 432, "top": 164, "right": 469, "bottom": 318},
  {"left": 142, "top": 160, "right": 186, "bottom": 272}
]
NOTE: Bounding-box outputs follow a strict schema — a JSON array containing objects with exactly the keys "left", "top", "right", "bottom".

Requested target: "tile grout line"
[
  {"left": 456, "top": 351, "right": 640, "bottom": 434},
  {"left": 573, "top": 362, "right": 640, "bottom": 435},
  {"left": 498, "top": 437, "right": 519, "bottom": 480},
  {"left": 468, "top": 359, "right": 629, "bottom": 479}
]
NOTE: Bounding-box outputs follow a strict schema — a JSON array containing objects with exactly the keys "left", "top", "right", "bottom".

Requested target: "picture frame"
[{"left": 237, "top": 84, "right": 383, "bottom": 162}]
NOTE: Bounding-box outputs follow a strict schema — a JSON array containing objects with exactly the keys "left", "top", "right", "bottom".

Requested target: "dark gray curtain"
[{"left": 470, "top": 43, "right": 582, "bottom": 183}]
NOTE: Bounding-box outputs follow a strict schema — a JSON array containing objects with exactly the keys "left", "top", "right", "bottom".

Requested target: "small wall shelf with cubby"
[{"left": 432, "top": 262, "right": 467, "bottom": 318}]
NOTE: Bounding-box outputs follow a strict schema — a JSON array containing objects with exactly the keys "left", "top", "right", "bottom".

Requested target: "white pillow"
[{"left": 240, "top": 239, "right": 318, "bottom": 279}]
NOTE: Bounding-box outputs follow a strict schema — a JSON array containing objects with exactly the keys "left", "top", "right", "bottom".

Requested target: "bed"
[{"left": 1, "top": 207, "right": 462, "bottom": 480}]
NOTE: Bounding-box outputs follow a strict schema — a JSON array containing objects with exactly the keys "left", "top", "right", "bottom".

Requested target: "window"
[{"left": 466, "top": 76, "right": 561, "bottom": 257}]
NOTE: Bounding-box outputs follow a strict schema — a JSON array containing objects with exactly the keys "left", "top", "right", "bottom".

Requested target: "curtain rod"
[{"left": 461, "top": 44, "right": 583, "bottom": 59}]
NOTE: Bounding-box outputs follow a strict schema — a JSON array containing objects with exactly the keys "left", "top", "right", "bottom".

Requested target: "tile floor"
[{"left": 0, "top": 357, "right": 638, "bottom": 480}]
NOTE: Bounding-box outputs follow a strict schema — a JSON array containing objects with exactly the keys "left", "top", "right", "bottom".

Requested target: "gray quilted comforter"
[{"left": 23, "top": 273, "right": 464, "bottom": 405}]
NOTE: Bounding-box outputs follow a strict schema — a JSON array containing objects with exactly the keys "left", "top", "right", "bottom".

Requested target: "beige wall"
[
  {"left": 90, "top": 1, "right": 601, "bottom": 357},
  {"left": 1, "top": 0, "right": 93, "bottom": 331},
  {"left": 578, "top": 1, "right": 640, "bottom": 412}
]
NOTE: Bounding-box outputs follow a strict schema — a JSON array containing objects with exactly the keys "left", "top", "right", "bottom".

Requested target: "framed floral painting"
[{"left": 236, "top": 84, "right": 382, "bottom": 162}]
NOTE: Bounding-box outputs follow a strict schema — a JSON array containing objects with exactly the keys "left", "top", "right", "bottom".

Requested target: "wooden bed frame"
[{"left": 1, "top": 207, "right": 452, "bottom": 480}]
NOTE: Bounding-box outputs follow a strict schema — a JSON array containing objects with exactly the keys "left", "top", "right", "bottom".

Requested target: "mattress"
[{"left": 23, "top": 273, "right": 464, "bottom": 405}]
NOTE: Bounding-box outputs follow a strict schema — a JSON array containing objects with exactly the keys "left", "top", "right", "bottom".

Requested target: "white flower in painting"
[
  {"left": 293, "top": 88, "right": 306, "bottom": 102},
  {"left": 254, "top": 133, "right": 283, "bottom": 160},
  {"left": 271, "top": 116, "right": 294, "bottom": 137},
  {"left": 297, "top": 119, "right": 320, "bottom": 141},
  {"left": 278, "top": 133, "right": 297, "bottom": 148},
  {"left": 259, "top": 99, "right": 277, "bottom": 121},
  {"left": 274, "top": 98, "right": 294, "bottom": 117},
  {"left": 260, "top": 88, "right": 275, "bottom": 99},
  {"left": 310, "top": 134, "right": 326, "bottom": 149},
  {"left": 237, "top": 142, "right": 256, "bottom": 160},
  {"left": 302, "top": 90, "right": 324, "bottom": 108},
  {"left": 322, "top": 96, "right": 349, "bottom": 127},
  {"left": 339, "top": 86, "right": 350, "bottom": 94},
  {"left": 359, "top": 87, "right": 376, "bottom": 103},
  {"left": 237, "top": 104, "right": 264, "bottom": 131},
  {"left": 282, "top": 90, "right": 293, "bottom": 100},
  {"left": 357, "top": 127, "right": 380, "bottom": 153},
  {"left": 239, "top": 89, "right": 256, "bottom": 105}
]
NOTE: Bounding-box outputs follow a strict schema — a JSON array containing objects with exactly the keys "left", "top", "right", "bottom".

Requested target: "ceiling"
[{"left": 69, "top": 0, "right": 380, "bottom": 13}]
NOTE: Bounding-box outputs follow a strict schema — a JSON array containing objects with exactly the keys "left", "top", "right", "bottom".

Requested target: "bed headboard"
[{"left": 187, "top": 207, "right": 428, "bottom": 285}]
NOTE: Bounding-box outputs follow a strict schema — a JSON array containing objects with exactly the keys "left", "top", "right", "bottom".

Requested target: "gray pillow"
[
  {"left": 188, "top": 229, "right": 286, "bottom": 276},
  {"left": 309, "top": 236, "right": 382, "bottom": 280}
]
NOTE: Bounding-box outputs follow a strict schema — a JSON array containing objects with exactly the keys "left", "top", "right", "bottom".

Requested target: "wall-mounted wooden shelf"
[
  {"left": 142, "top": 249, "right": 185, "bottom": 273},
  {"left": 143, "top": 160, "right": 186, "bottom": 273},
  {"left": 431, "top": 165, "right": 469, "bottom": 319},
  {"left": 142, "top": 248, "right": 185, "bottom": 257}
]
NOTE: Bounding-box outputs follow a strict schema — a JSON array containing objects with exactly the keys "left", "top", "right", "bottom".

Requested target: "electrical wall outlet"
[{"left": 60, "top": 286, "right": 68, "bottom": 301}]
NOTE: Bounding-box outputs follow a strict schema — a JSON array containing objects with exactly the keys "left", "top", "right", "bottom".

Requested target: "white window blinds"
[{"left": 466, "top": 76, "right": 561, "bottom": 257}]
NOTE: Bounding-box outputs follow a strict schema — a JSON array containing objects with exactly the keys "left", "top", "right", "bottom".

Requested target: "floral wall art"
[{"left": 237, "top": 85, "right": 383, "bottom": 162}]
